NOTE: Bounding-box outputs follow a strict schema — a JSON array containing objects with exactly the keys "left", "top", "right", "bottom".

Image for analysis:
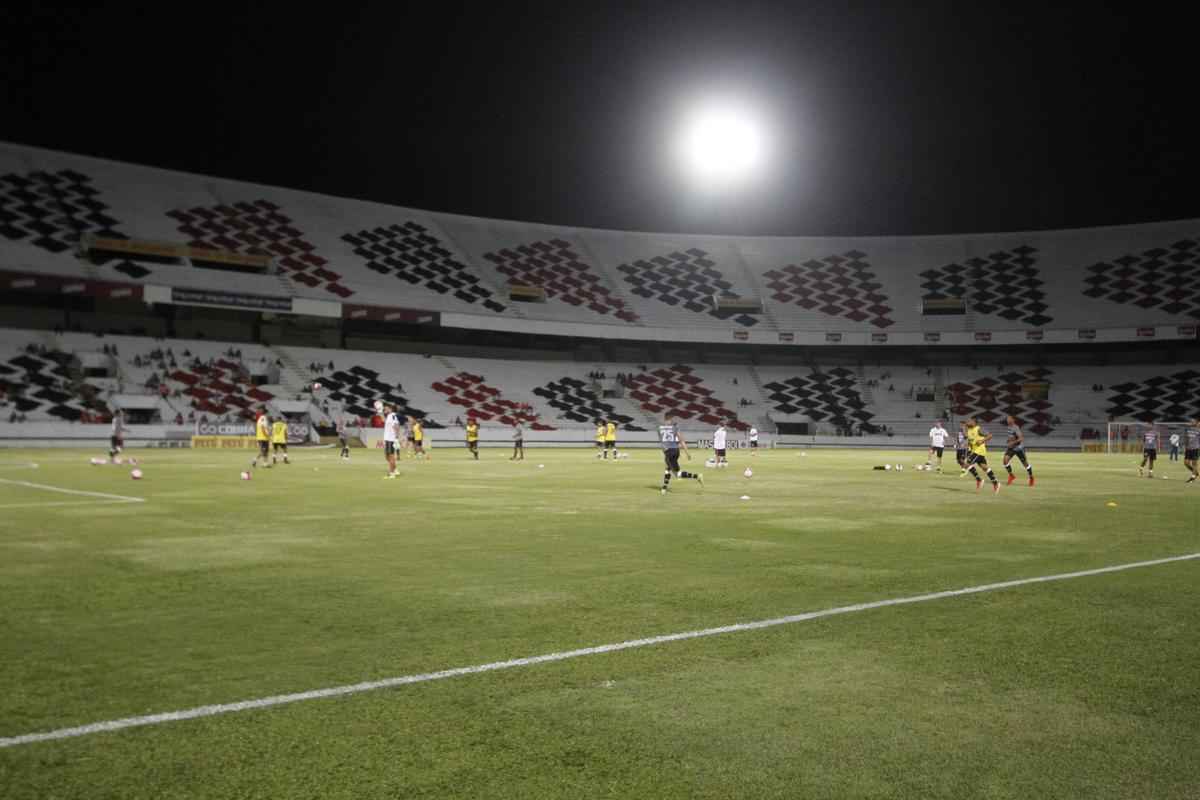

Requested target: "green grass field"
[{"left": 1, "top": 445, "right": 1198, "bottom": 799}]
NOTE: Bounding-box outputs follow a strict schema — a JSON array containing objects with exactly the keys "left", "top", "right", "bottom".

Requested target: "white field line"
[
  {"left": 0, "top": 499, "right": 139, "bottom": 509},
  {"left": 0, "top": 478, "right": 144, "bottom": 503},
  {"left": 2, "top": 551, "right": 1197, "bottom": 749}
]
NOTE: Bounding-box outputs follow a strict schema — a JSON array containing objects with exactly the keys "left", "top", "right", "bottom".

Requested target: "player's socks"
[
  {"left": 662, "top": 470, "right": 672, "bottom": 492},
  {"left": 986, "top": 469, "right": 999, "bottom": 486}
]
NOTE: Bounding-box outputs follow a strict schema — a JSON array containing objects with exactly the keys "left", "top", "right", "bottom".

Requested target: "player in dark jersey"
[
  {"left": 659, "top": 413, "right": 703, "bottom": 494},
  {"left": 955, "top": 422, "right": 970, "bottom": 475},
  {"left": 1137, "top": 422, "right": 1160, "bottom": 478},
  {"left": 1183, "top": 420, "right": 1200, "bottom": 484},
  {"left": 108, "top": 409, "right": 125, "bottom": 463},
  {"left": 1002, "top": 415, "right": 1035, "bottom": 487}
]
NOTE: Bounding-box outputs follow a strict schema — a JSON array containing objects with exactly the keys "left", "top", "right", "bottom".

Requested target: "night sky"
[{"left": 4, "top": 3, "right": 1197, "bottom": 237}]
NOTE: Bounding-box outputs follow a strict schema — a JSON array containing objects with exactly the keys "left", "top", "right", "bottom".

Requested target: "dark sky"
[{"left": 4, "top": 2, "right": 1197, "bottom": 236}]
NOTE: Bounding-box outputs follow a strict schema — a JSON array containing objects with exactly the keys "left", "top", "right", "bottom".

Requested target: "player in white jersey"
[
  {"left": 748, "top": 426, "right": 759, "bottom": 457},
  {"left": 382, "top": 405, "right": 401, "bottom": 478},
  {"left": 926, "top": 420, "right": 949, "bottom": 472},
  {"left": 713, "top": 422, "right": 729, "bottom": 468}
]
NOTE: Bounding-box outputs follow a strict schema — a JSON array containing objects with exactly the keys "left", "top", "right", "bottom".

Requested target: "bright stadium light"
[{"left": 676, "top": 106, "right": 768, "bottom": 187}]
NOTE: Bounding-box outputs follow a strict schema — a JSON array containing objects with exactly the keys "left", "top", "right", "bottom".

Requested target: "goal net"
[{"left": 1102, "top": 421, "right": 1194, "bottom": 455}]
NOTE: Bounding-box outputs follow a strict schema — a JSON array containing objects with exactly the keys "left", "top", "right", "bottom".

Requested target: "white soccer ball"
[
  {"left": 313, "top": 382, "right": 322, "bottom": 391},
  {"left": 705, "top": 458, "right": 716, "bottom": 468},
  {"left": 896, "top": 465, "right": 904, "bottom": 471},
  {"left": 885, "top": 464, "right": 893, "bottom": 470},
  {"left": 240, "top": 471, "right": 252, "bottom": 481},
  {"left": 130, "top": 469, "right": 143, "bottom": 480},
  {"left": 89, "top": 457, "right": 105, "bottom": 465},
  {"left": 538, "top": 464, "right": 545, "bottom": 469},
  {"left": 743, "top": 467, "right": 753, "bottom": 478},
  {"left": 113, "top": 456, "right": 123, "bottom": 465}
]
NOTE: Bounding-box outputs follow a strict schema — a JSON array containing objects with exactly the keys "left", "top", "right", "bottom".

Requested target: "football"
[
  {"left": 313, "top": 382, "right": 322, "bottom": 391},
  {"left": 240, "top": 471, "right": 252, "bottom": 481},
  {"left": 130, "top": 469, "right": 143, "bottom": 480},
  {"left": 743, "top": 467, "right": 753, "bottom": 478}
]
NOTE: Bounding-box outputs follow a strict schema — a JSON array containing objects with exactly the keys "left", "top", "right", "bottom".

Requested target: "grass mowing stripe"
[
  {"left": 3, "top": 550, "right": 1196, "bottom": 750},
  {"left": 0, "top": 478, "right": 145, "bottom": 503}
]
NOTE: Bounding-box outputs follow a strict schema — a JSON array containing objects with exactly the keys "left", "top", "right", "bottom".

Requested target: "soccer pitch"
[{"left": 1, "top": 447, "right": 1198, "bottom": 799}]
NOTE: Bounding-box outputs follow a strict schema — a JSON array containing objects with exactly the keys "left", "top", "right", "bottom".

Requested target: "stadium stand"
[{"left": 4, "top": 142, "right": 1198, "bottom": 343}]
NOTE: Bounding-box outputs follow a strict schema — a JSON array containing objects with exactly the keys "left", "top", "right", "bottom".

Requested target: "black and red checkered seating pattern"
[
  {"left": 341, "top": 221, "right": 507, "bottom": 313},
  {"left": 921, "top": 245, "right": 1053, "bottom": 327},
  {"left": 1105, "top": 370, "right": 1200, "bottom": 423},
  {"left": 0, "top": 348, "right": 95, "bottom": 421},
  {"left": 946, "top": 368, "right": 1055, "bottom": 435},
  {"left": 482, "top": 239, "right": 638, "bottom": 322},
  {"left": 0, "top": 169, "right": 153, "bottom": 279},
  {"left": 167, "top": 200, "right": 353, "bottom": 298},
  {"left": 625, "top": 366, "right": 746, "bottom": 429},
  {"left": 531, "top": 377, "right": 643, "bottom": 430},
  {"left": 431, "top": 372, "right": 554, "bottom": 429},
  {"left": 312, "top": 364, "right": 429, "bottom": 424},
  {"left": 1082, "top": 239, "right": 1200, "bottom": 319},
  {"left": 616, "top": 248, "right": 758, "bottom": 327},
  {"left": 167, "top": 359, "right": 273, "bottom": 419},
  {"left": 762, "top": 251, "right": 895, "bottom": 328},
  {"left": 762, "top": 368, "right": 874, "bottom": 430}
]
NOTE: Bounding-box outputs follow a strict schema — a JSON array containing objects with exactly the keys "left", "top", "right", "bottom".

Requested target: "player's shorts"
[
  {"left": 663, "top": 448, "right": 681, "bottom": 472},
  {"left": 956, "top": 448, "right": 967, "bottom": 462},
  {"left": 749, "top": 440, "right": 758, "bottom": 448},
  {"left": 1004, "top": 446, "right": 1025, "bottom": 460},
  {"left": 605, "top": 440, "right": 616, "bottom": 449},
  {"left": 931, "top": 446, "right": 944, "bottom": 457},
  {"left": 513, "top": 439, "right": 524, "bottom": 447},
  {"left": 272, "top": 442, "right": 286, "bottom": 452},
  {"left": 1186, "top": 449, "right": 1199, "bottom": 461},
  {"left": 1143, "top": 448, "right": 1157, "bottom": 459},
  {"left": 110, "top": 435, "right": 123, "bottom": 450},
  {"left": 338, "top": 435, "right": 348, "bottom": 447},
  {"left": 467, "top": 440, "right": 477, "bottom": 449},
  {"left": 966, "top": 452, "right": 988, "bottom": 468},
  {"left": 595, "top": 441, "right": 604, "bottom": 448},
  {"left": 258, "top": 440, "right": 269, "bottom": 456},
  {"left": 413, "top": 440, "right": 424, "bottom": 451},
  {"left": 716, "top": 448, "right": 727, "bottom": 459},
  {"left": 384, "top": 441, "right": 397, "bottom": 456}
]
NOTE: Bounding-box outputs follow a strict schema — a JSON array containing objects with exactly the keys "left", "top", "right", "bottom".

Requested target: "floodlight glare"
[{"left": 677, "top": 107, "right": 766, "bottom": 186}]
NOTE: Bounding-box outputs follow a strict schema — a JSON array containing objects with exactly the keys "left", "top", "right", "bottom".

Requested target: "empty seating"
[
  {"left": 431, "top": 372, "right": 553, "bottom": 429},
  {"left": 1082, "top": 238, "right": 1200, "bottom": 319},
  {"left": 483, "top": 239, "right": 638, "bottom": 322},
  {"left": 946, "top": 368, "right": 1055, "bottom": 435},
  {"left": 920, "top": 245, "right": 1053, "bottom": 327},
  {"left": 616, "top": 248, "right": 758, "bottom": 327},
  {"left": 341, "top": 221, "right": 507, "bottom": 312},
  {"left": 167, "top": 199, "right": 353, "bottom": 297},
  {"left": 531, "top": 377, "right": 643, "bottom": 429},
  {"left": 626, "top": 365, "right": 745, "bottom": 429},
  {"left": 762, "top": 251, "right": 895, "bottom": 328},
  {"left": 1105, "top": 370, "right": 1200, "bottom": 422},
  {"left": 763, "top": 368, "right": 874, "bottom": 430}
]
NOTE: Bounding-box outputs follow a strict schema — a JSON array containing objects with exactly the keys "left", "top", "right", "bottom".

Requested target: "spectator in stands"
[
  {"left": 328, "top": 360, "right": 334, "bottom": 371},
  {"left": 888, "top": 384, "right": 895, "bottom": 392},
  {"left": 175, "top": 413, "right": 184, "bottom": 425}
]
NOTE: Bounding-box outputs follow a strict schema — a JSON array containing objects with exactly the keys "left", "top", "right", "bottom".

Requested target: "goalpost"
[{"left": 1103, "top": 420, "right": 1194, "bottom": 455}]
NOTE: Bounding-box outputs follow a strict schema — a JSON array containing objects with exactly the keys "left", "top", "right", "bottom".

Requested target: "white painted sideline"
[
  {"left": 2, "top": 551, "right": 1196, "bottom": 749},
  {"left": 0, "top": 478, "right": 145, "bottom": 504}
]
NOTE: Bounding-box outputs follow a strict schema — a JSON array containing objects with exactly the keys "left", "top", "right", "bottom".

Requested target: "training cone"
[{"left": 743, "top": 467, "right": 753, "bottom": 478}]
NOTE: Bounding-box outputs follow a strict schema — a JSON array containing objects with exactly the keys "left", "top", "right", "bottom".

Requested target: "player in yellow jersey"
[
  {"left": 410, "top": 416, "right": 430, "bottom": 461},
  {"left": 964, "top": 417, "right": 1000, "bottom": 494},
  {"left": 465, "top": 417, "right": 480, "bottom": 460},
  {"left": 594, "top": 420, "right": 606, "bottom": 459},
  {"left": 250, "top": 407, "right": 271, "bottom": 469},
  {"left": 604, "top": 419, "right": 618, "bottom": 460},
  {"left": 271, "top": 417, "right": 290, "bottom": 465}
]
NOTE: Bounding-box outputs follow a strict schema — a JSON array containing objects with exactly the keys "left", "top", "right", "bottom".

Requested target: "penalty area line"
[
  {"left": 0, "top": 478, "right": 144, "bottom": 503},
  {"left": 2, "top": 551, "right": 1197, "bottom": 749}
]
